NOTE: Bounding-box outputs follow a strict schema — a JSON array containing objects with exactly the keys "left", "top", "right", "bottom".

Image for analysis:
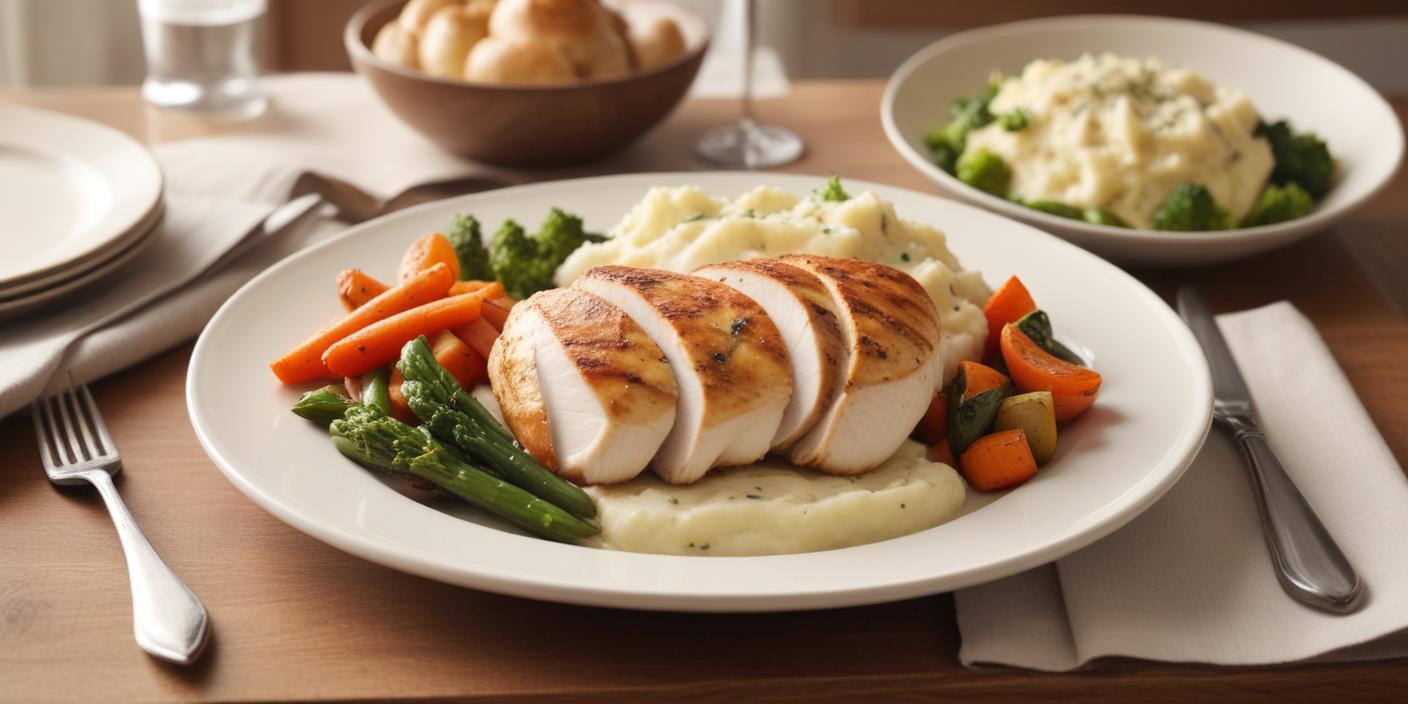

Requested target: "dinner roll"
[
  {"left": 628, "top": 16, "right": 685, "bottom": 71},
  {"left": 418, "top": 4, "right": 491, "bottom": 79},
  {"left": 399, "top": 0, "right": 461, "bottom": 35},
  {"left": 489, "top": 0, "right": 631, "bottom": 79},
  {"left": 372, "top": 21, "right": 420, "bottom": 69},
  {"left": 464, "top": 35, "right": 576, "bottom": 84}
]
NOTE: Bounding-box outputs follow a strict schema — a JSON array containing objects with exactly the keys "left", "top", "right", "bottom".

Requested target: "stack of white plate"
[{"left": 0, "top": 106, "right": 164, "bottom": 319}]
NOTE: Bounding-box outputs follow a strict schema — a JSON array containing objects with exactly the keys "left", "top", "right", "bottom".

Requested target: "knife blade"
[{"left": 1176, "top": 287, "right": 1363, "bottom": 614}]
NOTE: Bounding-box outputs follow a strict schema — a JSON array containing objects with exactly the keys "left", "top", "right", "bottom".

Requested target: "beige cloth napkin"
[
  {"left": 955, "top": 302, "right": 1408, "bottom": 670},
  {"left": 0, "top": 72, "right": 707, "bottom": 418}
]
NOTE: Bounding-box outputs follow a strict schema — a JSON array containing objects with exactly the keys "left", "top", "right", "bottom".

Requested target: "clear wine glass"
[{"left": 695, "top": 0, "right": 804, "bottom": 169}]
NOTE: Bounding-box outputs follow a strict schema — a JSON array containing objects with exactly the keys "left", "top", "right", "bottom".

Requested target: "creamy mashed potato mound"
[
  {"left": 964, "top": 52, "right": 1274, "bottom": 229},
  {"left": 556, "top": 184, "right": 991, "bottom": 383},
  {"left": 584, "top": 441, "right": 965, "bottom": 556}
]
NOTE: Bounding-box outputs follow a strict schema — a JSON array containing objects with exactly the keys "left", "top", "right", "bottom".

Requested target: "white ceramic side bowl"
[{"left": 881, "top": 15, "right": 1404, "bottom": 268}]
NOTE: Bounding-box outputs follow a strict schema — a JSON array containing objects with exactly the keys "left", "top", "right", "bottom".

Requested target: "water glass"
[{"left": 138, "top": 0, "right": 268, "bottom": 119}]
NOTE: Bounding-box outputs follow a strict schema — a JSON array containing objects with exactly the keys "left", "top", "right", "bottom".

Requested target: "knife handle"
[{"left": 1224, "top": 417, "right": 1364, "bottom": 613}]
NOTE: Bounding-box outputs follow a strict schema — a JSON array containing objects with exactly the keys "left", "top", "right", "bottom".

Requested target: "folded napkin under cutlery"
[{"left": 956, "top": 302, "right": 1408, "bottom": 670}]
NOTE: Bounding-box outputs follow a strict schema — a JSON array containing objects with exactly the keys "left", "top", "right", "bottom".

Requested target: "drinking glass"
[
  {"left": 138, "top": 0, "right": 268, "bottom": 119},
  {"left": 695, "top": 0, "right": 804, "bottom": 169}
]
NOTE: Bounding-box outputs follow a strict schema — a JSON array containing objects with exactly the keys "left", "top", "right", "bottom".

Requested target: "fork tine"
[
  {"left": 53, "top": 388, "right": 89, "bottom": 462},
  {"left": 65, "top": 386, "right": 102, "bottom": 460},
  {"left": 32, "top": 398, "right": 63, "bottom": 469},
  {"left": 77, "top": 385, "right": 114, "bottom": 457}
]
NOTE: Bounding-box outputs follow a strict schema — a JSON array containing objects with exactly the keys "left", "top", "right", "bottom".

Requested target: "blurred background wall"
[{"left": 1, "top": 0, "right": 1405, "bottom": 92}]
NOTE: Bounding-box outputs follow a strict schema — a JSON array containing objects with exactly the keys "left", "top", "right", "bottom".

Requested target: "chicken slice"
[
  {"left": 693, "top": 259, "right": 845, "bottom": 449},
  {"left": 574, "top": 266, "right": 793, "bottom": 484},
  {"left": 778, "top": 255, "right": 943, "bottom": 474},
  {"left": 487, "top": 303, "right": 558, "bottom": 471},
  {"left": 489, "top": 288, "right": 678, "bottom": 484}
]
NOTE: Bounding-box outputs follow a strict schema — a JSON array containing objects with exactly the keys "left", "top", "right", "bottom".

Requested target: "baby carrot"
[
  {"left": 453, "top": 316, "right": 501, "bottom": 360},
  {"left": 270, "top": 263, "right": 455, "bottom": 384},
  {"left": 336, "top": 269, "right": 390, "bottom": 312},
  {"left": 431, "top": 329, "right": 488, "bottom": 390},
  {"left": 398, "top": 233, "right": 460, "bottom": 282},
  {"left": 322, "top": 282, "right": 504, "bottom": 378},
  {"left": 479, "top": 296, "right": 515, "bottom": 330}
]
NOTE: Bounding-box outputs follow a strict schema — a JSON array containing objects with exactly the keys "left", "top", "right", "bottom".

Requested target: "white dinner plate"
[
  {"left": 0, "top": 206, "right": 163, "bottom": 319},
  {"left": 881, "top": 16, "right": 1405, "bottom": 267},
  {"left": 0, "top": 106, "right": 164, "bottom": 288},
  {"left": 188, "top": 173, "right": 1212, "bottom": 612}
]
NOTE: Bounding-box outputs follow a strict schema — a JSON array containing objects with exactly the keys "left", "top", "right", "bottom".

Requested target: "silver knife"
[{"left": 1177, "top": 287, "right": 1363, "bottom": 613}]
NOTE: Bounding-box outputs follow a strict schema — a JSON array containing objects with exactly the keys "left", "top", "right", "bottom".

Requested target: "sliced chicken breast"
[
  {"left": 694, "top": 259, "right": 845, "bottom": 449},
  {"left": 487, "top": 304, "right": 558, "bottom": 471},
  {"left": 778, "top": 255, "right": 943, "bottom": 474},
  {"left": 573, "top": 266, "right": 793, "bottom": 484},
  {"left": 489, "top": 288, "right": 678, "bottom": 485}
]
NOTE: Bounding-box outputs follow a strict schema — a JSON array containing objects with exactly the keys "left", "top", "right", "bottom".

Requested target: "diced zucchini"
[{"left": 993, "top": 391, "right": 1058, "bottom": 464}]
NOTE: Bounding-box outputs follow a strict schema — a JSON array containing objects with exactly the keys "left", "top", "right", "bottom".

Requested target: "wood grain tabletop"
[{"left": 1, "top": 80, "right": 1406, "bottom": 703}]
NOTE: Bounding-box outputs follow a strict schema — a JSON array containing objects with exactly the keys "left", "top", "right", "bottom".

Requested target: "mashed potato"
[
  {"left": 965, "top": 52, "right": 1274, "bottom": 229},
  {"left": 584, "top": 441, "right": 964, "bottom": 556},
  {"left": 555, "top": 185, "right": 991, "bottom": 383}
]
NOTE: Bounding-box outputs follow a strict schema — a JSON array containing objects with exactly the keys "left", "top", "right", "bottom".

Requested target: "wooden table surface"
[{"left": 2, "top": 80, "right": 1406, "bottom": 703}]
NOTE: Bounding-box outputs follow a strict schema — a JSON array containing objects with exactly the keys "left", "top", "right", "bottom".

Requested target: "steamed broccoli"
[
  {"left": 1023, "top": 199, "right": 1082, "bottom": 219},
  {"left": 1082, "top": 208, "right": 1129, "bottom": 228},
  {"left": 955, "top": 148, "right": 1011, "bottom": 196},
  {"left": 444, "top": 214, "right": 495, "bottom": 281},
  {"left": 816, "top": 176, "right": 850, "bottom": 202},
  {"left": 1240, "top": 182, "right": 1314, "bottom": 228},
  {"left": 924, "top": 82, "right": 1000, "bottom": 173},
  {"left": 1153, "top": 183, "right": 1230, "bottom": 231},
  {"left": 488, "top": 208, "right": 600, "bottom": 299},
  {"left": 997, "top": 109, "right": 1029, "bottom": 132},
  {"left": 1256, "top": 120, "right": 1334, "bottom": 199}
]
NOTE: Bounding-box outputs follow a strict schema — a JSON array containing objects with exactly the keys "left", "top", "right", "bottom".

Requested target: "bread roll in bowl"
[
  {"left": 489, "top": 0, "right": 631, "bottom": 79},
  {"left": 464, "top": 35, "right": 576, "bottom": 84},
  {"left": 418, "top": 4, "right": 491, "bottom": 79},
  {"left": 399, "top": 0, "right": 461, "bottom": 35},
  {"left": 628, "top": 15, "right": 684, "bottom": 70},
  {"left": 372, "top": 21, "right": 420, "bottom": 68}
]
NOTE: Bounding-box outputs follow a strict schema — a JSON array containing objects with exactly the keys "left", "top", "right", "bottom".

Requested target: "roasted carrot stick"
[
  {"left": 959, "top": 428, "right": 1038, "bottom": 491},
  {"left": 912, "top": 392, "right": 948, "bottom": 444},
  {"left": 322, "top": 282, "right": 505, "bottom": 378},
  {"left": 453, "top": 316, "right": 500, "bottom": 360},
  {"left": 386, "top": 366, "right": 417, "bottom": 424},
  {"left": 1000, "top": 324, "right": 1102, "bottom": 422},
  {"left": 270, "top": 263, "right": 455, "bottom": 384},
  {"left": 336, "top": 269, "right": 390, "bottom": 312},
  {"left": 398, "top": 233, "right": 460, "bottom": 282},
  {"left": 448, "top": 280, "right": 493, "bottom": 296},
  {"left": 479, "top": 296, "right": 515, "bottom": 330},
  {"left": 431, "top": 330, "right": 488, "bottom": 390},
  {"left": 982, "top": 276, "right": 1037, "bottom": 360}
]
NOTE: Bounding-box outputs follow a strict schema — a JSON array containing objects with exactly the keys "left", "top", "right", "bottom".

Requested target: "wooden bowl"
[{"left": 346, "top": 0, "right": 709, "bottom": 167}]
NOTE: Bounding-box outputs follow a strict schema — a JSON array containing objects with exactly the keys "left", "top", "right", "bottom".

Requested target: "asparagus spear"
[
  {"left": 329, "top": 406, "right": 597, "bottom": 542},
  {"left": 397, "top": 336, "right": 597, "bottom": 520},
  {"left": 292, "top": 386, "right": 355, "bottom": 427},
  {"left": 360, "top": 367, "right": 392, "bottom": 416}
]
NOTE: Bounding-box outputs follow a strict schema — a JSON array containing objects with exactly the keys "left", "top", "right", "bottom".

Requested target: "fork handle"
[
  {"left": 86, "top": 470, "right": 210, "bottom": 664},
  {"left": 1225, "top": 419, "right": 1364, "bottom": 613}
]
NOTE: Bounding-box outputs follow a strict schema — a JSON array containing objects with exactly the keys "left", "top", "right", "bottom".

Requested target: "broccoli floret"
[
  {"left": 487, "top": 208, "right": 596, "bottom": 299},
  {"left": 1256, "top": 120, "right": 1334, "bottom": 199},
  {"left": 997, "top": 109, "right": 1029, "bottom": 132},
  {"left": 444, "top": 214, "right": 495, "bottom": 281},
  {"left": 1153, "top": 183, "right": 1230, "bottom": 231},
  {"left": 1240, "top": 182, "right": 1314, "bottom": 228},
  {"left": 1082, "top": 208, "right": 1129, "bottom": 228},
  {"left": 1023, "top": 199, "right": 1082, "bottom": 219},
  {"left": 816, "top": 176, "right": 850, "bottom": 202},
  {"left": 924, "top": 82, "right": 1000, "bottom": 173},
  {"left": 955, "top": 149, "right": 1011, "bottom": 196}
]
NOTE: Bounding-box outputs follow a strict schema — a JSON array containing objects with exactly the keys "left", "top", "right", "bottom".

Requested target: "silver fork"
[{"left": 32, "top": 384, "right": 210, "bottom": 664}]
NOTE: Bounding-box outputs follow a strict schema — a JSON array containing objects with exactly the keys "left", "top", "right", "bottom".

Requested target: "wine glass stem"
[{"left": 739, "top": 0, "right": 755, "bottom": 125}]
